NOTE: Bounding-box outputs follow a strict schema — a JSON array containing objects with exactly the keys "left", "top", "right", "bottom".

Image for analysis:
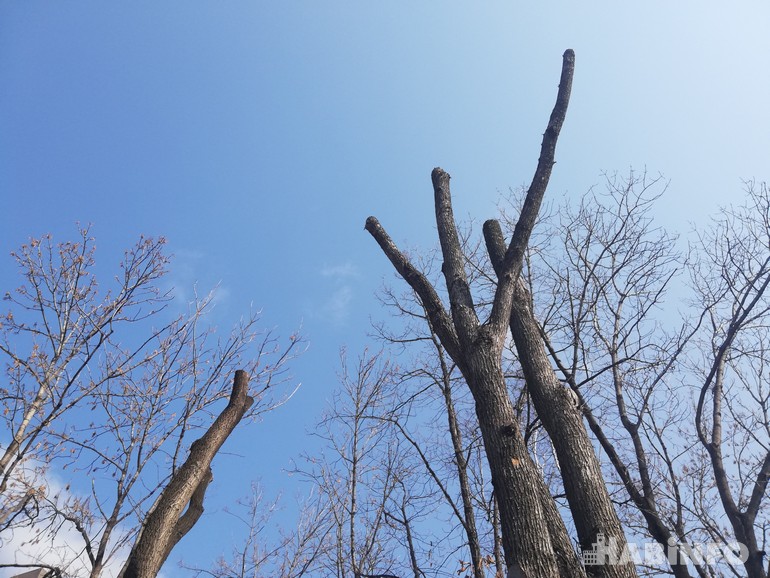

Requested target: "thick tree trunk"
[
  {"left": 119, "top": 370, "right": 254, "bottom": 578},
  {"left": 463, "top": 338, "right": 585, "bottom": 577},
  {"left": 484, "top": 221, "right": 637, "bottom": 578}
]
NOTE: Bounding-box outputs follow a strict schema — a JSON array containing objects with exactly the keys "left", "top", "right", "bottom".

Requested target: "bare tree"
[
  {"left": 198, "top": 347, "right": 445, "bottom": 578},
  {"left": 518, "top": 173, "right": 770, "bottom": 578},
  {"left": 689, "top": 181, "right": 770, "bottom": 578},
  {"left": 525, "top": 172, "right": 706, "bottom": 578},
  {"left": 204, "top": 341, "right": 495, "bottom": 578},
  {"left": 118, "top": 369, "right": 255, "bottom": 578},
  {"left": 181, "top": 479, "right": 331, "bottom": 578},
  {"left": 1, "top": 229, "right": 171, "bottom": 519},
  {"left": 307, "top": 349, "right": 403, "bottom": 578},
  {"left": 365, "top": 50, "right": 638, "bottom": 578},
  {"left": 0, "top": 229, "right": 301, "bottom": 578},
  {"left": 375, "top": 273, "right": 503, "bottom": 578}
]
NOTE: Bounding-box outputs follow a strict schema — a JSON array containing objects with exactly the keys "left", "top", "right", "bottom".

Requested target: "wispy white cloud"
[
  {"left": 317, "top": 262, "right": 358, "bottom": 324},
  {"left": 322, "top": 286, "right": 353, "bottom": 324},
  {"left": 320, "top": 262, "right": 358, "bottom": 279},
  {"left": 162, "top": 249, "right": 232, "bottom": 314}
]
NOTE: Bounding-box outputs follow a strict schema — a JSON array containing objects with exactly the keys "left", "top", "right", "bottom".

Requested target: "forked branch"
[{"left": 119, "top": 370, "right": 254, "bottom": 578}]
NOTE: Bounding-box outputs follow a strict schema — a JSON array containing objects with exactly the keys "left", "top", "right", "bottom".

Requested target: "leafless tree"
[
  {"left": 524, "top": 172, "right": 705, "bottom": 578},
  {"left": 366, "top": 50, "right": 638, "bottom": 578},
  {"left": 1, "top": 229, "right": 171, "bottom": 520},
  {"left": 307, "top": 349, "right": 404, "bottom": 578},
  {"left": 291, "top": 347, "right": 476, "bottom": 578},
  {"left": 199, "top": 340, "right": 493, "bottom": 578},
  {"left": 375, "top": 272, "right": 503, "bottom": 578},
  {"left": 0, "top": 229, "right": 301, "bottom": 578},
  {"left": 366, "top": 51, "right": 635, "bottom": 576},
  {"left": 180, "top": 478, "right": 331, "bottom": 578},
  {"left": 118, "top": 369, "right": 256, "bottom": 578},
  {"left": 688, "top": 181, "right": 770, "bottom": 578},
  {"left": 515, "top": 173, "right": 770, "bottom": 578}
]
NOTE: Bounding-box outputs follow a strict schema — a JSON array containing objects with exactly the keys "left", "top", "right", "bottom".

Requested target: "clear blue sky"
[{"left": 1, "top": 2, "right": 768, "bottom": 575}]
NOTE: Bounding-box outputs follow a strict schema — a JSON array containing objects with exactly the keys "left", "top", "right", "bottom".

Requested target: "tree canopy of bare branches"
[{"left": 0, "top": 228, "right": 301, "bottom": 578}]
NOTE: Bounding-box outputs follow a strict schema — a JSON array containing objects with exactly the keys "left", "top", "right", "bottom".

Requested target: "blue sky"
[{"left": 1, "top": 2, "right": 769, "bottom": 575}]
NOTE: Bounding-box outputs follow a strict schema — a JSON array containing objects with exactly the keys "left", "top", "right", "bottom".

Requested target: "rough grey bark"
[
  {"left": 484, "top": 220, "right": 636, "bottom": 578},
  {"left": 119, "top": 370, "right": 254, "bottom": 578},
  {"left": 548, "top": 360, "right": 698, "bottom": 578},
  {"left": 366, "top": 50, "right": 587, "bottom": 578}
]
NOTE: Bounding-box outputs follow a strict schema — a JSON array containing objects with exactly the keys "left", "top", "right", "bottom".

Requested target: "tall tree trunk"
[
  {"left": 464, "top": 342, "right": 586, "bottom": 578},
  {"left": 484, "top": 222, "right": 637, "bottom": 578}
]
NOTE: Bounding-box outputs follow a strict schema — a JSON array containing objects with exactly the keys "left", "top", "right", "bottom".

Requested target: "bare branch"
[
  {"left": 119, "top": 370, "right": 254, "bottom": 578},
  {"left": 488, "top": 48, "right": 575, "bottom": 334}
]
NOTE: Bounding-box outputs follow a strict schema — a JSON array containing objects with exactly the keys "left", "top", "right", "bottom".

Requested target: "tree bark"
[
  {"left": 366, "top": 214, "right": 581, "bottom": 577},
  {"left": 485, "top": 220, "right": 636, "bottom": 578},
  {"left": 465, "top": 343, "right": 584, "bottom": 578},
  {"left": 119, "top": 370, "right": 254, "bottom": 578}
]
